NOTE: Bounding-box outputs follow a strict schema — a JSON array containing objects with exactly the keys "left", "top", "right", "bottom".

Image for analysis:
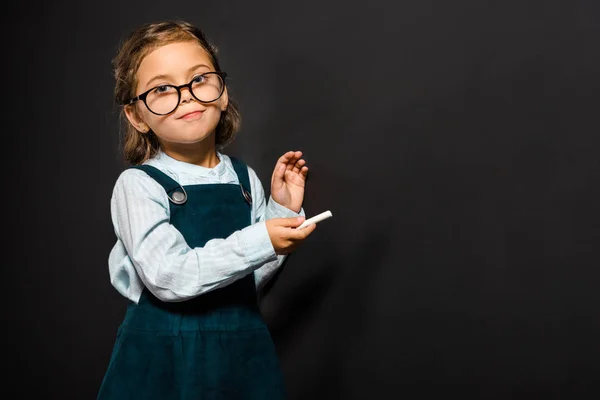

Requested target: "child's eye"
[
  {"left": 155, "top": 85, "right": 173, "bottom": 94},
  {"left": 192, "top": 75, "right": 206, "bottom": 84}
]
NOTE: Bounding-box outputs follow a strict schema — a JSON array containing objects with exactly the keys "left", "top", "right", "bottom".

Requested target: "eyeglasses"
[{"left": 124, "top": 71, "right": 227, "bottom": 115}]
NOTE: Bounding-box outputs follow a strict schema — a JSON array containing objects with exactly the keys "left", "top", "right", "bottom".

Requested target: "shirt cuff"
[
  {"left": 266, "top": 196, "right": 306, "bottom": 219},
  {"left": 240, "top": 221, "right": 278, "bottom": 266}
]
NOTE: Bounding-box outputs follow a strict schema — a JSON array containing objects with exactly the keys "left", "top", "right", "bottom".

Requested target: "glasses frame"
[{"left": 123, "top": 71, "right": 228, "bottom": 116}]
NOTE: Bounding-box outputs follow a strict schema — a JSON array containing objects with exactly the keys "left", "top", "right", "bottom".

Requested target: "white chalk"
[{"left": 296, "top": 210, "right": 333, "bottom": 229}]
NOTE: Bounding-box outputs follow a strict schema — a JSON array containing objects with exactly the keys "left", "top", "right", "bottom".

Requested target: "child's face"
[{"left": 125, "top": 40, "right": 228, "bottom": 151}]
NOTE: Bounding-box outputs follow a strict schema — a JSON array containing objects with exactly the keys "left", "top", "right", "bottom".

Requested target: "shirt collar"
[{"left": 153, "top": 150, "right": 228, "bottom": 177}]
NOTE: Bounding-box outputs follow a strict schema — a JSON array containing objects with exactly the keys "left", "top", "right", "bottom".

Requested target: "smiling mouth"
[{"left": 180, "top": 111, "right": 204, "bottom": 120}]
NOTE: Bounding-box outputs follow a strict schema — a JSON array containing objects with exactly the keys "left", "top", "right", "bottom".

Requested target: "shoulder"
[
  {"left": 111, "top": 167, "right": 168, "bottom": 202},
  {"left": 114, "top": 167, "right": 158, "bottom": 188}
]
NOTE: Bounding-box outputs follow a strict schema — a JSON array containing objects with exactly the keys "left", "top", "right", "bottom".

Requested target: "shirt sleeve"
[
  {"left": 247, "top": 166, "right": 306, "bottom": 292},
  {"left": 108, "top": 169, "right": 278, "bottom": 302}
]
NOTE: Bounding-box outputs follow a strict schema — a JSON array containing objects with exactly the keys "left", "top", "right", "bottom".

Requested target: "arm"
[
  {"left": 109, "top": 169, "right": 278, "bottom": 302},
  {"left": 248, "top": 167, "right": 305, "bottom": 292}
]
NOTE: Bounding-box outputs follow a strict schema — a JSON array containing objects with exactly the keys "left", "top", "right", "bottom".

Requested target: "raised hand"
[{"left": 270, "top": 151, "right": 308, "bottom": 213}]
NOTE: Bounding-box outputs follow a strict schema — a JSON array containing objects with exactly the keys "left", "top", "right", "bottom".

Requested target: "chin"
[{"left": 174, "top": 133, "right": 215, "bottom": 145}]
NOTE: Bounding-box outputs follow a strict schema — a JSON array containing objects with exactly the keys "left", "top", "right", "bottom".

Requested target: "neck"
[{"left": 161, "top": 141, "right": 220, "bottom": 168}]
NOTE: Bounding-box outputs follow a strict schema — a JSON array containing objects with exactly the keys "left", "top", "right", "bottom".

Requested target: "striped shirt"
[{"left": 108, "top": 151, "right": 304, "bottom": 303}]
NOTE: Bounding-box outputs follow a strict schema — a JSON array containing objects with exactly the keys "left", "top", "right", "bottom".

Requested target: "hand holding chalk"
[
  {"left": 266, "top": 216, "right": 317, "bottom": 255},
  {"left": 297, "top": 210, "right": 333, "bottom": 229}
]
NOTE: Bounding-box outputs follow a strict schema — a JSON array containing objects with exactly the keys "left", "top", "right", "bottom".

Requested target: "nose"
[{"left": 179, "top": 86, "right": 194, "bottom": 104}]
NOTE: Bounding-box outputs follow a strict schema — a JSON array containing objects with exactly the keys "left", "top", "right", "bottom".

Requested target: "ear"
[
  {"left": 124, "top": 104, "right": 150, "bottom": 133},
  {"left": 220, "top": 87, "right": 229, "bottom": 112}
]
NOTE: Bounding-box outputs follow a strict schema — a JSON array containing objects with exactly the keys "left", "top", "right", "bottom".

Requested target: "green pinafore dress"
[{"left": 97, "top": 158, "right": 286, "bottom": 399}]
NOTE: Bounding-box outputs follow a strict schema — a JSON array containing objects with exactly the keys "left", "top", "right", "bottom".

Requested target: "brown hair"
[{"left": 112, "top": 20, "right": 241, "bottom": 165}]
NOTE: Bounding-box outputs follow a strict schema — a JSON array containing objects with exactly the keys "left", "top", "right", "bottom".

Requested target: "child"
[{"left": 97, "top": 20, "right": 316, "bottom": 400}]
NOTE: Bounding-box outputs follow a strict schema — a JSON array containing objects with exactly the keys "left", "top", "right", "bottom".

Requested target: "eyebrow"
[{"left": 145, "top": 64, "right": 212, "bottom": 88}]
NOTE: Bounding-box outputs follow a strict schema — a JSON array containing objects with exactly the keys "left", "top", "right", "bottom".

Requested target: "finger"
[
  {"left": 273, "top": 216, "right": 305, "bottom": 228},
  {"left": 288, "top": 223, "right": 316, "bottom": 239},
  {"left": 284, "top": 169, "right": 306, "bottom": 186},
  {"left": 274, "top": 152, "right": 295, "bottom": 177},
  {"left": 285, "top": 151, "right": 303, "bottom": 171},
  {"left": 276, "top": 151, "right": 296, "bottom": 168},
  {"left": 300, "top": 166, "right": 309, "bottom": 178},
  {"left": 292, "top": 159, "right": 306, "bottom": 174},
  {"left": 299, "top": 223, "right": 316, "bottom": 236},
  {"left": 271, "top": 162, "right": 286, "bottom": 186}
]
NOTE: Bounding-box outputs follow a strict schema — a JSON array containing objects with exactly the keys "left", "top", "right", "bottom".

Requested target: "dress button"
[{"left": 171, "top": 191, "right": 186, "bottom": 204}]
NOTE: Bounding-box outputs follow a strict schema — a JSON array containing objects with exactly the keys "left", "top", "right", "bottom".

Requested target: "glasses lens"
[
  {"left": 146, "top": 86, "right": 179, "bottom": 115},
  {"left": 191, "top": 73, "right": 224, "bottom": 102}
]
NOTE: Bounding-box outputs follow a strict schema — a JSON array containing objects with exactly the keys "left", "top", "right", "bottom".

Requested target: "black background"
[{"left": 4, "top": 0, "right": 600, "bottom": 398}]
